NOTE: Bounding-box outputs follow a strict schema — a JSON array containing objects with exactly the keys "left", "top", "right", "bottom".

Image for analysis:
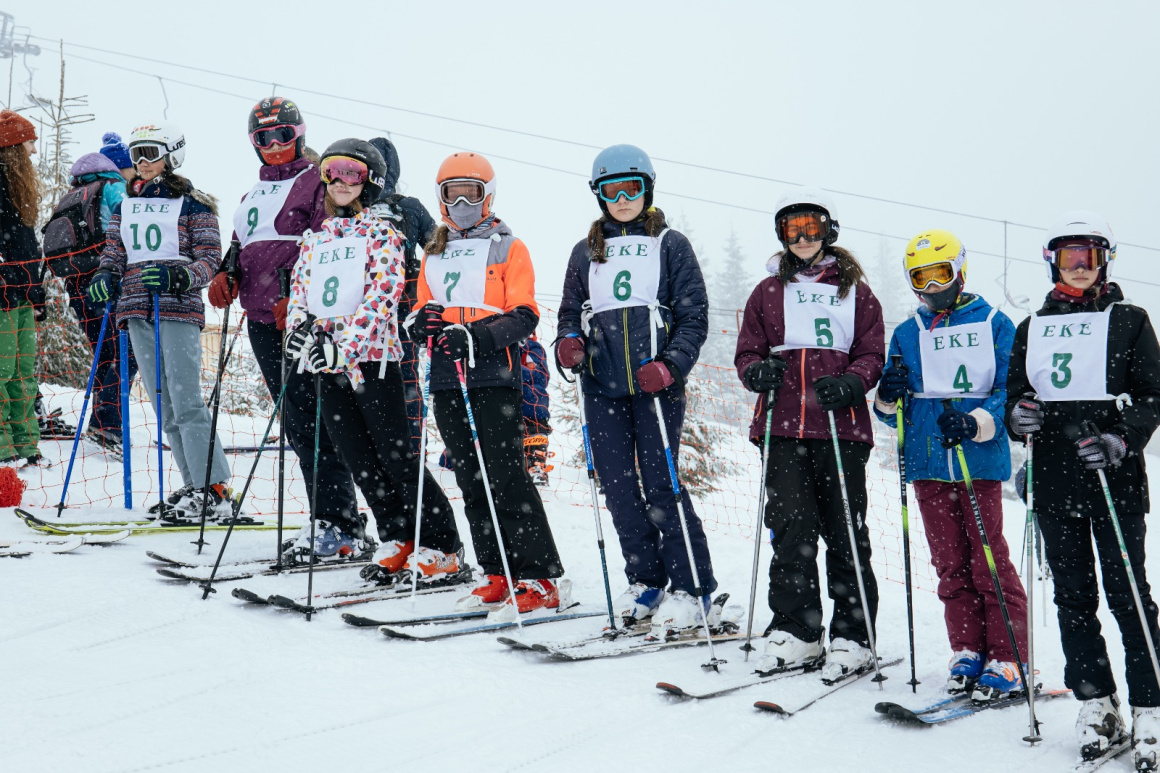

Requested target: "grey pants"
[{"left": 128, "top": 318, "right": 230, "bottom": 489}]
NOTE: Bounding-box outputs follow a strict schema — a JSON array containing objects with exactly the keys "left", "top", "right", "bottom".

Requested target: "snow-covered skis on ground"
[
  {"left": 752, "top": 657, "right": 904, "bottom": 716},
  {"left": 147, "top": 550, "right": 277, "bottom": 570},
  {"left": 873, "top": 686, "right": 1070, "bottom": 725},
  {"left": 15, "top": 508, "right": 288, "bottom": 536},
  {"left": 1072, "top": 738, "right": 1132, "bottom": 772},
  {"left": 655, "top": 661, "right": 823, "bottom": 700},
  {"left": 0, "top": 535, "right": 85, "bottom": 556},
  {"left": 379, "top": 604, "right": 605, "bottom": 641},
  {"left": 156, "top": 558, "right": 368, "bottom": 584},
  {"left": 249, "top": 568, "right": 476, "bottom": 613}
]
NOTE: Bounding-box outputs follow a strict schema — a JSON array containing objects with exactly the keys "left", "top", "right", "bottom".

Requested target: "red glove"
[
  {"left": 272, "top": 298, "right": 290, "bottom": 330},
  {"left": 555, "top": 336, "right": 586, "bottom": 372},
  {"left": 207, "top": 272, "right": 238, "bottom": 309},
  {"left": 636, "top": 360, "right": 676, "bottom": 393}
]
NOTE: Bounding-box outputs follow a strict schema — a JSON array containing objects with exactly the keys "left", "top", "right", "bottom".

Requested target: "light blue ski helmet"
[{"left": 589, "top": 144, "right": 655, "bottom": 212}]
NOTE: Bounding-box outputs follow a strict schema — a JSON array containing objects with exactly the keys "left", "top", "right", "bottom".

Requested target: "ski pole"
[
  {"left": 742, "top": 389, "right": 775, "bottom": 661},
  {"left": 1083, "top": 421, "right": 1160, "bottom": 695},
  {"left": 574, "top": 373, "right": 618, "bottom": 633},
  {"left": 1024, "top": 433, "right": 1039, "bottom": 737},
  {"left": 55, "top": 303, "right": 111, "bottom": 517},
  {"left": 451, "top": 340, "right": 522, "bottom": 630},
  {"left": 120, "top": 327, "right": 132, "bottom": 510},
  {"left": 199, "top": 377, "right": 290, "bottom": 600},
  {"left": 891, "top": 355, "right": 919, "bottom": 692},
  {"left": 193, "top": 302, "right": 232, "bottom": 553},
  {"left": 408, "top": 335, "right": 435, "bottom": 608},
  {"left": 154, "top": 293, "right": 165, "bottom": 518},
  {"left": 303, "top": 353, "right": 323, "bottom": 623},
  {"left": 941, "top": 400, "right": 1037, "bottom": 740},
  {"left": 826, "top": 410, "right": 884, "bottom": 685},
  {"left": 273, "top": 267, "right": 291, "bottom": 572}
]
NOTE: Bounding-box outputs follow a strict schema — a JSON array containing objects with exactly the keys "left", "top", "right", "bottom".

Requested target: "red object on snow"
[{"left": 0, "top": 466, "right": 25, "bottom": 507}]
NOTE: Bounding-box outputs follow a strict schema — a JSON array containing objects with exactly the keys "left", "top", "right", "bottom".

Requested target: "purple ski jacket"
[
  {"left": 734, "top": 261, "right": 885, "bottom": 445},
  {"left": 229, "top": 157, "right": 325, "bottom": 325}
]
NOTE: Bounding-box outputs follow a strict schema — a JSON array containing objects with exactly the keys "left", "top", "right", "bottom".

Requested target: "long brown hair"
[
  {"left": 587, "top": 208, "right": 666, "bottom": 263},
  {"left": 425, "top": 224, "right": 450, "bottom": 256},
  {"left": 0, "top": 145, "right": 40, "bottom": 227},
  {"left": 775, "top": 244, "right": 865, "bottom": 299}
]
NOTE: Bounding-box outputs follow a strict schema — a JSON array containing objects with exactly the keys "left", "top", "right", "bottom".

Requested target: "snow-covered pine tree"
[{"left": 703, "top": 229, "right": 754, "bottom": 367}]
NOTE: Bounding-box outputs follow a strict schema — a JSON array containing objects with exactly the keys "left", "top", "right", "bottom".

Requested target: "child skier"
[
  {"left": 1006, "top": 211, "right": 1160, "bottom": 769},
  {"left": 282, "top": 138, "right": 463, "bottom": 577},
  {"left": 411, "top": 151, "right": 564, "bottom": 614},
  {"left": 874, "top": 229, "right": 1028, "bottom": 700},
  {"left": 555, "top": 143, "right": 718, "bottom": 636},
  {"left": 86, "top": 123, "right": 232, "bottom": 520},
  {"left": 734, "top": 188, "right": 884, "bottom": 682}
]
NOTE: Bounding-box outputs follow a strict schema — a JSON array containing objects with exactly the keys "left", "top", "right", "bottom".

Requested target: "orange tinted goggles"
[
  {"left": 1054, "top": 245, "right": 1109, "bottom": 272},
  {"left": 777, "top": 212, "right": 826, "bottom": 244},
  {"left": 908, "top": 262, "right": 956, "bottom": 291}
]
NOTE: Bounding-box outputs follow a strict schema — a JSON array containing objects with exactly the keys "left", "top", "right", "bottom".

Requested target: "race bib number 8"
[{"left": 305, "top": 235, "right": 368, "bottom": 319}]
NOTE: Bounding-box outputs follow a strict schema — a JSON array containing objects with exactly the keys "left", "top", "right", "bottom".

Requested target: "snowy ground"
[{"left": 2, "top": 412, "right": 1151, "bottom": 773}]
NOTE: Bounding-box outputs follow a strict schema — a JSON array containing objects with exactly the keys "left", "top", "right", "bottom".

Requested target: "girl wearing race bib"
[
  {"left": 412, "top": 152, "right": 565, "bottom": 615},
  {"left": 207, "top": 97, "right": 361, "bottom": 549},
  {"left": 86, "top": 123, "right": 234, "bottom": 521},
  {"left": 555, "top": 144, "right": 718, "bottom": 636},
  {"left": 734, "top": 187, "right": 884, "bottom": 682},
  {"left": 874, "top": 229, "right": 1027, "bottom": 700},
  {"left": 1006, "top": 211, "right": 1160, "bottom": 768},
  {"left": 283, "top": 139, "right": 462, "bottom": 580}
]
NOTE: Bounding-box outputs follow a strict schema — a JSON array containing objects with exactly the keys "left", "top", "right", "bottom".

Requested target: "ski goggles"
[
  {"left": 250, "top": 123, "right": 305, "bottom": 150},
  {"left": 129, "top": 143, "right": 166, "bottom": 165},
  {"left": 439, "top": 178, "right": 488, "bottom": 206},
  {"left": 908, "top": 261, "right": 956, "bottom": 291},
  {"left": 319, "top": 155, "right": 369, "bottom": 186},
  {"left": 776, "top": 211, "right": 827, "bottom": 244},
  {"left": 1050, "top": 243, "right": 1110, "bottom": 272},
  {"left": 596, "top": 176, "right": 646, "bottom": 203}
]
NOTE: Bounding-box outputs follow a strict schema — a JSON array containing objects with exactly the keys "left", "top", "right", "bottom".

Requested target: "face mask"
[
  {"left": 448, "top": 200, "right": 484, "bottom": 230},
  {"left": 918, "top": 279, "right": 962, "bottom": 312},
  {"left": 259, "top": 143, "right": 297, "bottom": 166}
]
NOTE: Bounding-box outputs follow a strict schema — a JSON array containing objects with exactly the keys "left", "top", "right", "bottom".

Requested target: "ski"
[
  {"left": 15, "top": 508, "right": 152, "bottom": 529},
  {"left": 0, "top": 535, "right": 84, "bottom": 555},
  {"left": 265, "top": 569, "right": 476, "bottom": 613},
  {"left": 230, "top": 587, "right": 272, "bottom": 605},
  {"left": 379, "top": 606, "right": 604, "bottom": 641},
  {"left": 874, "top": 686, "right": 1071, "bottom": 725},
  {"left": 655, "top": 661, "right": 823, "bottom": 700},
  {"left": 78, "top": 530, "right": 133, "bottom": 545},
  {"left": 497, "top": 621, "right": 652, "bottom": 653},
  {"left": 146, "top": 550, "right": 277, "bottom": 569},
  {"left": 157, "top": 558, "right": 368, "bottom": 584},
  {"left": 753, "top": 657, "right": 904, "bottom": 716},
  {"left": 1074, "top": 738, "right": 1132, "bottom": 772},
  {"left": 16, "top": 509, "right": 283, "bottom": 536}
]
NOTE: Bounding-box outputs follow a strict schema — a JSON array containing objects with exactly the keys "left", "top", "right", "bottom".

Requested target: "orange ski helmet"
[{"left": 436, "top": 152, "right": 496, "bottom": 229}]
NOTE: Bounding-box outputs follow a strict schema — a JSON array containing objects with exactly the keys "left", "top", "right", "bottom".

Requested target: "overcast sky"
[{"left": 13, "top": 0, "right": 1160, "bottom": 325}]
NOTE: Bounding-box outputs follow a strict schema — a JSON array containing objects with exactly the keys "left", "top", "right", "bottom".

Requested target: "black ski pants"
[
  {"left": 433, "top": 385, "right": 563, "bottom": 580},
  {"left": 763, "top": 435, "right": 878, "bottom": 647},
  {"left": 318, "top": 362, "right": 460, "bottom": 552},
  {"left": 248, "top": 320, "right": 358, "bottom": 527},
  {"left": 1039, "top": 509, "right": 1160, "bottom": 706}
]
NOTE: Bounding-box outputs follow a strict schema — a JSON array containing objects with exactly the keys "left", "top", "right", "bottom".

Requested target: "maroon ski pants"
[{"left": 913, "top": 479, "right": 1028, "bottom": 662}]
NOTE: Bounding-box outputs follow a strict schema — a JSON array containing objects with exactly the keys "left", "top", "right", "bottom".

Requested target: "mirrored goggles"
[
  {"left": 250, "top": 124, "right": 304, "bottom": 150},
  {"left": 319, "top": 155, "right": 369, "bottom": 186},
  {"left": 439, "top": 178, "right": 487, "bottom": 206},
  {"left": 129, "top": 143, "right": 166, "bottom": 165},
  {"left": 908, "top": 261, "right": 956, "bottom": 291},
  {"left": 596, "top": 176, "right": 645, "bottom": 203},
  {"left": 1052, "top": 244, "right": 1109, "bottom": 272},
  {"left": 776, "top": 212, "right": 827, "bottom": 244}
]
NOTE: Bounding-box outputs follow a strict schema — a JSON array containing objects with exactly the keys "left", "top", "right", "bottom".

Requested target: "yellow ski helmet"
[{"left": 904, "top": 229, "right": 967, "bottom": 311}]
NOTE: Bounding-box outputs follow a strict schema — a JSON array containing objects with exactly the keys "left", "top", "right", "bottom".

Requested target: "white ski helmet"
[
  {"left": 1042, "top": 210, "right": 1116, "bottom": 281},
  {"left": 128, "top": 122, "right": 187, "bottom": 170},
  {"left": 774, "top": 187, "right": 840, "bottom": 246}
]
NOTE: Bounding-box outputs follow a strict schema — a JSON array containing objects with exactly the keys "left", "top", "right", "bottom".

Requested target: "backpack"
[{"left": 41, "top": 179, "right": 108, "bottom": 280}]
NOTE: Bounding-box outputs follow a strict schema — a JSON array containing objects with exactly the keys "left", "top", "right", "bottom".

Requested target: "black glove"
[
  {"left": 86, "top": 270, "right": 118, "bottom": 304},
  {"left": 877, "top": 361, "right": 909, "bottom": 404},
  {"left": 437, "top": 326, "right": 474, "bottom": 361},
  {"left": 140, "top": 265, "right": 192, "bottom": 294},
  {"left": 813, "top": 374, "right": 865, "bottom": 412},
  {"left": 284, "top": 324, "right": 313, "bottom": 360},
  {"left": 937, "top": 405, "right": 979, "bottom": 447},
  {"left": 743, "top": 356, "right": 787, "bottom": 394},
  {"left": 308, "top": 339, "right": 345, "bottom": 372},
  {"left": 1009, "top": 396, "right": 1045, "bottom": 436},
  {"left": 1076, "top": 428, "right": 1128, "bottom": 470},
  {"left": 413, "top": 303, "right": 447, "bottom": 343}
]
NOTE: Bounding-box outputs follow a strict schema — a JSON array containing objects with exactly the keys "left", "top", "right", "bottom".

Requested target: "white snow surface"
[{"left": 3, "top": 414, "right": 1152, "bottom": 772}]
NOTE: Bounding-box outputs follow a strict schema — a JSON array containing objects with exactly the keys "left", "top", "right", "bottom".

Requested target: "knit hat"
[
  {"left": 99, "top": 131, "right": 132, "bottom": 170},
  {"left": 0, "top": 109, "right": 36, "bottom": 148}
]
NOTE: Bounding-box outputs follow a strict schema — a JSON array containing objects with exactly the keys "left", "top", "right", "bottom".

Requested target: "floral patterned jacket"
[{"left": 286, "top": 208, "right": 405, "bottom": 388}]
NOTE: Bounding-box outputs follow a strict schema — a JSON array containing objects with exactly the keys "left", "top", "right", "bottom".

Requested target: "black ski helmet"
[
  {"left": 248, "top": 96, "right": 305, "bottom": 162},
  {"left": 320, "top": 138, "right": 388, "bottom": 203}
]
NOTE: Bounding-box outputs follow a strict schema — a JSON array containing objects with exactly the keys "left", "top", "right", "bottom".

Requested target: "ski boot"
[
  {"left": 148, "top": 484, "right": 194, "bottom": 520},
  {"left": 35, "top": 395, "right": 77, "bottom": 440},
  {"left": 281, "top": 520, "right": 374, "bottom": 565},
  {"left": 84, "top": 428, "right": 124, "bottom": 458},
  {"left": 971, "top": 660, "right": 1026, "bottom": 702},
  {"left": 947, "top": 650, "right": 984, "bottom": 694},
  {"left": 488, "top": 578, "right": 570, "bottom": 622},
  {"left": 1134, "top": 706, "right": 1160, "bottom": 772},
  {"left": 649, "top": 590, "right": 715, "bottom": 639},
  {"left": 160, "top": 484, "right": 239, "bottom": 524},
  {"left": 455, "top": 574, "right": 510, "bottom": 611},
  {"left": 756, "top": 629, "right": 826, "bottom": 674},
  {"left": 612, "top": 583, "right": 665, "bottom": 627},
  {"left": 820, "top": 638, "right": 875, "bottom": 683},
  {"left": 1077, "top": 693, "right": 1128, "bottom": 761}
]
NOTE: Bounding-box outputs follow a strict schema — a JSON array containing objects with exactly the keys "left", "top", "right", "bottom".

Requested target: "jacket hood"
[
  {"left": 70, "top": 152, "right": 118, "bottom": 178},
  {"left": 259, "top": 155, "right": 314, "bottom": 182},
  {"left": 368, "top": 137, "right": 401, "bottom": 198},
  {"left": 72, "top": 170, "right": 126, "bottom": 186}
]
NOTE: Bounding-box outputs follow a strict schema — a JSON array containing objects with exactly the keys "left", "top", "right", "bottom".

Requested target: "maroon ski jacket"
[{"left": 734, "top": 262, "right": 885, "bottom": 445}]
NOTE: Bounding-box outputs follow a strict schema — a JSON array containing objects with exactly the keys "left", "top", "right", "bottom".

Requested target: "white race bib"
[
  {"left": 1026, "top": 310, "right": 1112, "bottom": 401},
  {"left": 305, "top": 235, "right": 368, "bottom": 319},
  {"left": 121, "top": 198, "right": 183, "bottom": 265},
  {"left": 424, "top": 238, "right": 501, "bottom": 313},
  {"left": 233, "top": 168, "right": 310, "bottom": 247},
  {"left": 916, "top": 310, "right": 997, "bottom": 399},
  {"left": 588, "top": 232, "right": 666, "bottom": 314},
  {"left": 779, "top": 282, "right": 856, "bottom": 353}
]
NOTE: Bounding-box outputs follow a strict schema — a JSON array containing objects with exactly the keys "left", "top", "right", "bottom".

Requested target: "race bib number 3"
[{"left": 1025, "top": 311, "right": 1111, "bottom": 401}]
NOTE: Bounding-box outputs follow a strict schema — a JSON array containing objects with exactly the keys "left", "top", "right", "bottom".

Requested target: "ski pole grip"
[
  {"left": 891, "top": 354, "right": 903, "bottom": 369},
  {"left": 224, "top": 240, "right": 241, "bottom": 276},
  {"left": 277, "top": 268, "right": 291, "bottom": 300},
  {"left": 940, "top": 399, "right": 956, "bottom": 449}
]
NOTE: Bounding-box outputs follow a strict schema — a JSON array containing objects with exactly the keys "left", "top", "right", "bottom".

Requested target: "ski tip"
[
  {"left": 655, "top": 682, "right": 689, "bottom": 698},
  {"left": 341, "top": 613, "right": 382, "bottom": 628},
  {"left": 873, "top": 702, "right": 898, "bottom": 715},
  {"left": 753, "top": 701, "right": 787, "bottom": 715},
  {"left": 155, "top": 568, "right": 189, "bottom": 581},
  {"left": 379, "top": 625, "right": 420, "bottom": 640}
]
